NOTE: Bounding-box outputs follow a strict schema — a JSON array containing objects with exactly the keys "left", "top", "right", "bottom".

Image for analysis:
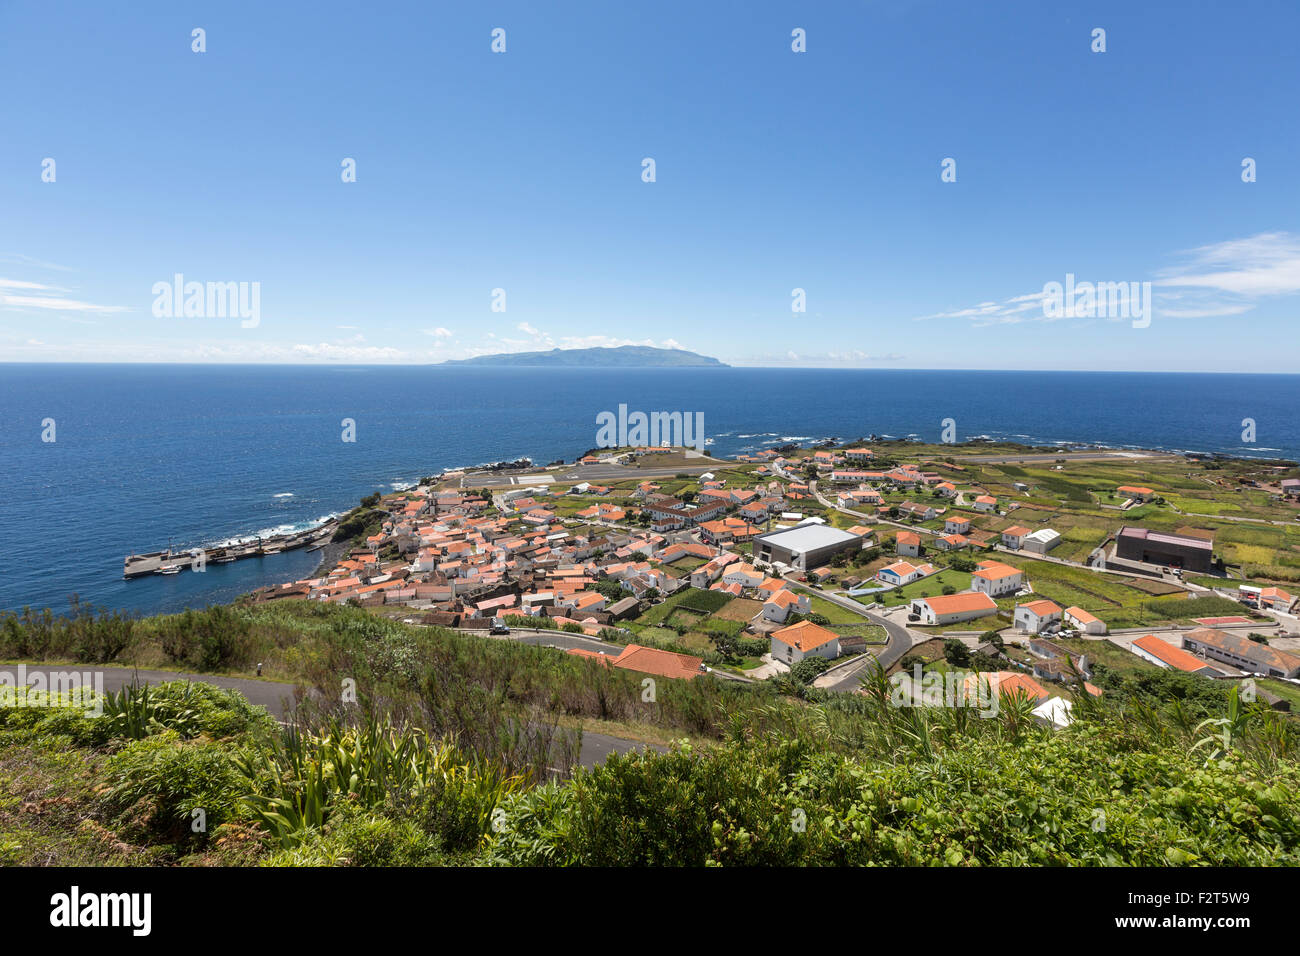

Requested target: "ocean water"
[{"left": 2, "top": 364, "right": 1298, "bottom": 616}]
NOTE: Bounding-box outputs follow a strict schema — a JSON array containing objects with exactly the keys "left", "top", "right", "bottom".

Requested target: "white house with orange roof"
[
  {"left": 1117, "top": 485, "right": 1155, "bottom": 502},
  {"left": 935, "top": 533, "right": 970, "bottom": 551},
  {"left": 971, "top": 560, "right": 1024, "bottom": 597},
  {"left": 1000, "top": 525, "right": 1032, "bottom": 549},
  {"left": 1063, "top": 605, "right": 1107, "bottom": 635},
  {"left": 943, "top": 515, "right": 971, "bottom": 535},
  {"left": 895, "top": 530, "right": 922, "bottom": 557},
  {"left": 722, "top": 563, "right": 766, "bottom": 589},
  {"left": 561, "top": 591, "right": 608, "bottom": 616},
  {"left": 1130, "top": 634, "right": 1223, "bottom": 676},
  {"left": 910, "top": 591, "right": 998, "bottom": 626},
  {"left": 972, "top": 494, "right": 998, "bottom": 513},
  {"left": 1014, "top": 599, "right": 1063, "bottom": 634},
  {"left": 690, "top": 552, "right": 740, "bottom": 588},
  {"left": 762, "top": 587, "right": 811, "bottom": 623},
  {"left": 1259, "top": 587, "right": 1296, "bottom": 613},
  {"left": 770, "top": 620, "right": 841, "bottom": 664}
]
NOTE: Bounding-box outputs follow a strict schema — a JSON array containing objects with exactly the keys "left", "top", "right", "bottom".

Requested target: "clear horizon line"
[{"left": 0, "top": 359, "right": 1297, "bottom": 376}]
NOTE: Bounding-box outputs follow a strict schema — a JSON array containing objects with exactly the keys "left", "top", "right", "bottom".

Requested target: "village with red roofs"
[{"left": 245, "top": 439, "right": 1300, "bottom": 716}]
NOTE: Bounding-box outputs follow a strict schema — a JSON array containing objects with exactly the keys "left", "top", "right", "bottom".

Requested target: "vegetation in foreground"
[{"left": 0, "top": 600, "right": 1297, "bottom": 866}]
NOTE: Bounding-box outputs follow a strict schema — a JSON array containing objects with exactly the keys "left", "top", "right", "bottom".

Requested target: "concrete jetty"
[{"left": 123, "top": 522, "right": 336, "bottom": 579}]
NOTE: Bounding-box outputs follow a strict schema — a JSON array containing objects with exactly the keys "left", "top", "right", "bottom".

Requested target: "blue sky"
[{"left": 2, "top": 0, "right": 1297, "bottom": 371}]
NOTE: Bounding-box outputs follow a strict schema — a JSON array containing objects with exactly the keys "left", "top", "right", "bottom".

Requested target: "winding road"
[{"left": 782, "top": 580, "right": 914, "bottom": 693}]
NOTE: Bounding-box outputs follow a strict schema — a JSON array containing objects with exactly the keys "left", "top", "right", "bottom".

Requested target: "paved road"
[
  {"left": 783, "top": 582, "right": 913, "bottom": 693},
  {"left": 6, "top": 665, "right": 662, "bottom": 770},
  {"left": 956, "top": 450, "right": 1179, "bottom": 464},
  {"left": 464, "top": 459, "right": 719, "bottom": 489}
]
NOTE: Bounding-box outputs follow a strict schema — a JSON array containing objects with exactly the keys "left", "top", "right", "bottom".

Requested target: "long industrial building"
[
  {"left": 753, "top": 522, "right": 863, "bottom": 571},
  {"left": 1114, "top": 526, "right": 1214, "bottom": 573}
]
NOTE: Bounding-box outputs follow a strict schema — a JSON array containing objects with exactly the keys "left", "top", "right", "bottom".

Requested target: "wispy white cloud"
[
  {"left": 914, "top": 232, "right": 1300, "bottom": 326},
  {"left": 1156, "top": 232, "right": 1300, "bottom": 296},
  {"left": 1150, "top": 231, "right": 1300, "bottom": 318},
  {"left": 0, "top": 277, "right": 129, "bottom": 314}
]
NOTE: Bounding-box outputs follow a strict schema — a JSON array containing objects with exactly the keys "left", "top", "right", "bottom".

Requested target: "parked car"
[{"left": 489, "top": 617, "right": 510, "bottom": 635}]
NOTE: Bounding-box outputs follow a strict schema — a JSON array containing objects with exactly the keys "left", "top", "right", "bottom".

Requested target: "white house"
[
  {"left": 972, "top": 495, "right": 997, "bottom": 513},
  {"left": 1130, "top": 634, "right": 1223, "bottom": 676},
  {"left": 943, "top": 516, "right": 972, "bottom": 535},
  {"left": 1001, "top": 525, "right": 1031, "bottom": 549},
  {"left": 721, "top": 563, "right": 766, "bottom": 589},
  {"left": 1063, "top": 605, "right": 1106, "bottom": 635},
  {"left": 876, "top": 561, "right": 935, "bottom": 587},
  {"left": 690, "top": 553, "right": 739, "bottom": 589},
  {"left": 895, "top": 531, "right": 922, "bottom": 558},
  {"left": 770, "top": 620, "right": 841, "bottom": 664},
  {"left": 898, "top": 502, "right": 937, "bottom": 521},
  {"left": 1014, "top": 599, "right": 1063, "bottom": 634},
  {"left": 564, "top": 591, "right": 608, "bottom": 616},
  {"left": 971, "top": 561, "right": 1024, "bottom": 597},
  {"left": 1260, "top": 587, "right": 1296, "bottom": 613},
  {"left": 762, "top": 588, "right": 810, "bottom": 623},
  {"left": 910, "top": 591, "right": 998, "bottom": 626}
]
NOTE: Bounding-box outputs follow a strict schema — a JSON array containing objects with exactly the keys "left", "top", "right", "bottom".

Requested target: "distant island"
[{"left": 438, "top": 345, "right": 728, "bottom": 368}]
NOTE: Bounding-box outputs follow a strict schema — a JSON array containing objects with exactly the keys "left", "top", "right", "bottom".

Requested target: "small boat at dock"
[{"left": 123, "top": 517, "right": 340, "bottom": 581}]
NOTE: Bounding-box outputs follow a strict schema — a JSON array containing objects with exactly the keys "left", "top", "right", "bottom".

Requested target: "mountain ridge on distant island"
[{"left": 437, "top": 345, "right": 728, "bottom": 368}]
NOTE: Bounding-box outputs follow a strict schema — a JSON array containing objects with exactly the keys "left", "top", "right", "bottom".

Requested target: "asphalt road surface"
[
  {"left": 782, "top": 582, "right": 913, "bottom": 693},
  {"left": 464, "top": 459, "right": 719, "bottom": 488},
  {"left": 955, "top": 450, "right": 1178, "bottom": 464}
]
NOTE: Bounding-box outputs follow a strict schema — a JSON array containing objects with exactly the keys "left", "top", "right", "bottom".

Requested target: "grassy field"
[
  {"left": 874, "top": 570, "right": 974, "bottom": 608},
  {"left": 988, "top": 557, "right": 1268, "bottom": 628},
  {"left": 1259, "top": 678, "right": 1300, "bottom": 710},
  {"left": 1057, "top": 637, "right": 1158, "bottom": 678}
]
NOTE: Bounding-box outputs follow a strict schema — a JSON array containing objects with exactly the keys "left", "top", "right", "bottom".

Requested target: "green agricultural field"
[
  {"left": 669, "top": 556, "right": 709, "bottom": 572},
  {"left": 666, "top": 608, "right": 708, "bottom": 629},
  {"left": 830, "top": 623, "right": 888, "bottom": 644},
  {"left": 1259, "top": 678, "right": 1300, "bottom": 710},
  {"left": 1164, "top": 494, "right": 1243, "bottom": 516},
  {"left": 994, "top": 558, "right": 1200, "bottom": 628},
  {"left": 1056, "top": 638, "right": 1156, "bottom": 677},
  {"left": 875, "top": 570, "right": 974, "bottom": 607},
  {"left": 633, "top": 590, "right": 711, "bottom": 627},
  {"left": 798, "top": 593, "right": 874, "bottom": 625},
  {"left": 675, "top": 589, "right": 734, "bottom": 614}
]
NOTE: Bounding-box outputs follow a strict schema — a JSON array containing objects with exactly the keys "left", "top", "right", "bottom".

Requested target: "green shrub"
[
  {"left": 100, "top": 680, "right": 276, "bottom": 742},
  {"left": 102, "top": 733, "right": 248, "bottom": 845},
  {"left": 790, "top": 657, "right": 831, "bottom": 685},
  {"left": 156, "top": 606, "right": 256, "bottom": 670},
  {"left": 262, "top": 805, "right": 443, "bottom": 867},
  {"left": 489, "top": 724, "right": 1300, "bottom": 866}
]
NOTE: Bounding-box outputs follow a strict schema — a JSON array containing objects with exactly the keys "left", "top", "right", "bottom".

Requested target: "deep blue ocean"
[{"left": 3, "top": 364, "right": 1298, "bottom": 616}]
